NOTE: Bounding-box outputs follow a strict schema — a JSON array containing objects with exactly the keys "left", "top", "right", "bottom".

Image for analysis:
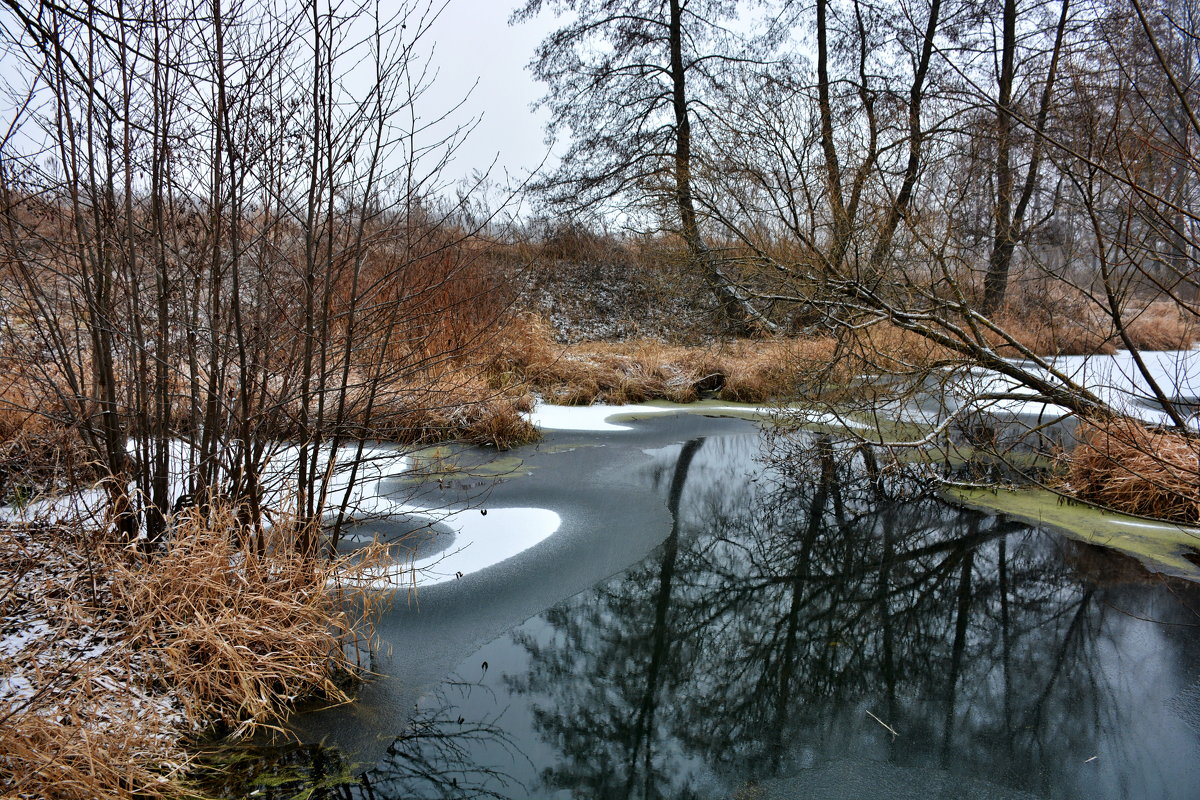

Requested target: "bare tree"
[
  {"left": 513, "top": 0, "right": 783, "bottom": 334},
  {"left": 0, "top": 0, "right": 516, "bottom": 550}
]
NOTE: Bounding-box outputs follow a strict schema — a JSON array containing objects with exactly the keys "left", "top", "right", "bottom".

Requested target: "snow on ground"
[
  {"left": 0, "top": 487, "right": 108, "bottom": 526},
  {"left": 0, "top": 526, "right": 183, "bottom": 734}
]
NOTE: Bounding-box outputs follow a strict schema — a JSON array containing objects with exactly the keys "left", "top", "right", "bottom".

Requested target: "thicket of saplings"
[{"left": 0, "top": 195, "right": 546, "bottom": 797}]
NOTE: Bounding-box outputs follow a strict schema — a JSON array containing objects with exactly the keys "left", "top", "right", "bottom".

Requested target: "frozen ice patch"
[
  {"left": 527, "top": 401, "right": 775, "bottom": 432},
  {"left": 342, "top": 506, "right": 562, "bottom": 590},
  {"left": 527, "top": 403, "right": 670, "bottom": 431}
]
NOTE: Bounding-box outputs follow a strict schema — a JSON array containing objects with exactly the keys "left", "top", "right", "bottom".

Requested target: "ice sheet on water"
[
  {"left": 948, "top": 349, "right": 1200, "bottom": 428},
  {"left": 337, "top": 499, "right": 562, "bottom": 589},
  {"left": 526, "top": 401, "right": 776, "bottom": 431}
]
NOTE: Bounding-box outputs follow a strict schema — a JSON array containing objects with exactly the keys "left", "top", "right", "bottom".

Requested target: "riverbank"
[{"left": 0, "top": 510, "right": 388, "bottom": 800}]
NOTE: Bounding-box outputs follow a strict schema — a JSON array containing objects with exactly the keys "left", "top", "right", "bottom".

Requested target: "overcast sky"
[
  {"left": 0, "top": 0, "right": 564, "bottom": 206},
  {"left": 424, "top": 1, "right": 561, "bottom": 189}
]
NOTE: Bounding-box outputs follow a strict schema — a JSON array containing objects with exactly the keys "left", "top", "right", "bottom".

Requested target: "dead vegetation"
[
  {"left": 0, "top": 508, "right": 393, "bottom": 800},
  {"left": 988, "top": 287, "right": 1197, "bottom": 357},
  {"left": 0, "top": 526, "right": 186, "bottom": 800},
  {"left": 1063, "top": 417, "right": 1200, "bottom": 523},
  {"left": 486, "top": 314, "right": 845, "bottom": 405}
]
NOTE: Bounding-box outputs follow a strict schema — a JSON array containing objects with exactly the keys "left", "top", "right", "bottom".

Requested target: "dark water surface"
[{"left": 271, "top": 413, "right": 1200, "bottom": 799}]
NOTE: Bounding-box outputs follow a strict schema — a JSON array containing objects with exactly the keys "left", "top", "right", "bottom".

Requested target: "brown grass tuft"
[
  {"left": 1121, "top": 300, "right": 1198, "bottom": 351},
  {"left": 1064, "top": 417, "right": 1200, "bottom": 523},
  {"left": 486, "top": 315, "right": 845, "bottom": 406},
  {"left": 110, "top": 508, "right": 383, "bottom": 739},
  {"left": 0, "top": 508, "right": 390, "bottom": 799}
]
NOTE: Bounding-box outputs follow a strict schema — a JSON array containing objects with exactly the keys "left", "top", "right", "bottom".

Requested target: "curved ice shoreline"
[{"left": 338, "top": 502, "right": 561, "bottom": 589}]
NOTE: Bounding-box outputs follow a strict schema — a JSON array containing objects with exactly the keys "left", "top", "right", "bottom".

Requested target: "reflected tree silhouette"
[
  {"left": 505, "top": 431, "right": 1200, "bottom": 799},
  {"left": 194, "top": 682, "right": 526, "bottom": 800},
  {"left": 363, "top": 683, "right": 529, "bottom": 800}
]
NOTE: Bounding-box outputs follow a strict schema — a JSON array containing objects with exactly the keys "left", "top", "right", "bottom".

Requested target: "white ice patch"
[
  {"left": 410, "top": 507, "right": 561, "bottom": 586},
  {"left": 527, "top": 403, "right": 670, "bottom": 431},
  {"left": 0, "top": 488, "right": 108, "bottom": 525},
  {"left": 953, "top": 349, "right": 1200, "bottom": 428},
  {"left": 527, "top": 401, "right": 775, "bottom": 432},
  {"left": 1, "top": 439, "right": 413, "bottom": 523},
  {"left": 345, "top": 505, "right": 562, "bottom": 589}
]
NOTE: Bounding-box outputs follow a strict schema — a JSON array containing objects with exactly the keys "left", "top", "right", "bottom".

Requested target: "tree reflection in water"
[
  {"left": 224, "top": 430, "right": 1200, "bottom": 799},
  {"left": 197, "top": 685, "right": 525, "bottom": 800},
  {"left": 500, "top": 431, "right": 1200, "bottom": 799}
]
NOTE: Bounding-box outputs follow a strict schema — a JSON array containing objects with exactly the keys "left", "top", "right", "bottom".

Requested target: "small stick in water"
[{"left": 866, "top": 710, "right": 899, "bottom": 740}]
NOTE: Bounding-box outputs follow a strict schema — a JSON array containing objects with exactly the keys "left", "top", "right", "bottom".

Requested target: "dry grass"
[
  {"left": 353, "top": 371, "right": 538, "bottom": 448},
  {"left": 0, "top": 364, "right": 53, "bottom": 443},
  {"left": 487, "top": 314, "right": 844, "bottom": 406},
  {"left": 1121, "top": 300, "right": 1197, "bottom": 351},
  {"left": 842, "top": 320, "right": 959, "bottom": 374},
  {"left": 110, "top": 508, "right": 384, "bottom": 739},
  {"left": 989, "top": 306, "right": 1116, "bottom": 356},
  {"left": 0, "top": 665, "right": 185, "bottom": 800},
  {"left": 1063, "top": 416, "right": 1200, "bottom": 523},
  {"left": 0, "top": 525, "right": 186, "bottom": 800},
  {"left": 0, "top": 508, "right": 392, "bottom": 799},
  {"left": 986, "top": 283, "right": 1197, "bottom": 356}
]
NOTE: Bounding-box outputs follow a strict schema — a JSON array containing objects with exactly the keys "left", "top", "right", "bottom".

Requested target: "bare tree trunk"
[
  {"left": 981, "top": 0, "right": 1019, "bottom": 315},
  {"left": 668, "top": 0, "right": 773, "bottom": 335}
]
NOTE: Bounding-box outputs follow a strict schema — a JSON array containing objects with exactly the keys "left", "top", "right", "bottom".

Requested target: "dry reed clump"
[
  {"left": 985, "top": 282, "right": 1196, "bottom": 356},
  {"left": 1121, "top": 300, "right": 1197, "bottom": 351},
  {"left": 108, "top": 507, "right": 385, "bottom": 740},
  {"left": 0, "top": 365, "right": 52, "bottom": 444},
  {"left": 0, "top": 424, "right": 94, "bottom": 508},
  {"left": 460, "top": 395, "right": 540, "bottom": 447},
  {"left": 486, "top": 314, "right": 845, "bottom": 406},
  {"left": 363, "top": 371, "right": 539, "bottom": 448},
  {"left": 1063, "top": 416, "right": 1200, "bottom": 523},
  {"left": 710, "top": 338, "right": 842, "bottom": 403},
  {"left": 0, "top": 508, "right": 392, "bottom": 799}
]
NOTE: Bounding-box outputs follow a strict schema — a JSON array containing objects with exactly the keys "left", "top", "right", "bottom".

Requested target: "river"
[{"left": 220, "top": 408, "right": 1200, "bottom": 799}]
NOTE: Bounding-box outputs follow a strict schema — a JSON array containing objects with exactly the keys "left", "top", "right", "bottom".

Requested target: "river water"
[{"left": 242, "top": 410, "right": 1200, "bottom": 799}]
